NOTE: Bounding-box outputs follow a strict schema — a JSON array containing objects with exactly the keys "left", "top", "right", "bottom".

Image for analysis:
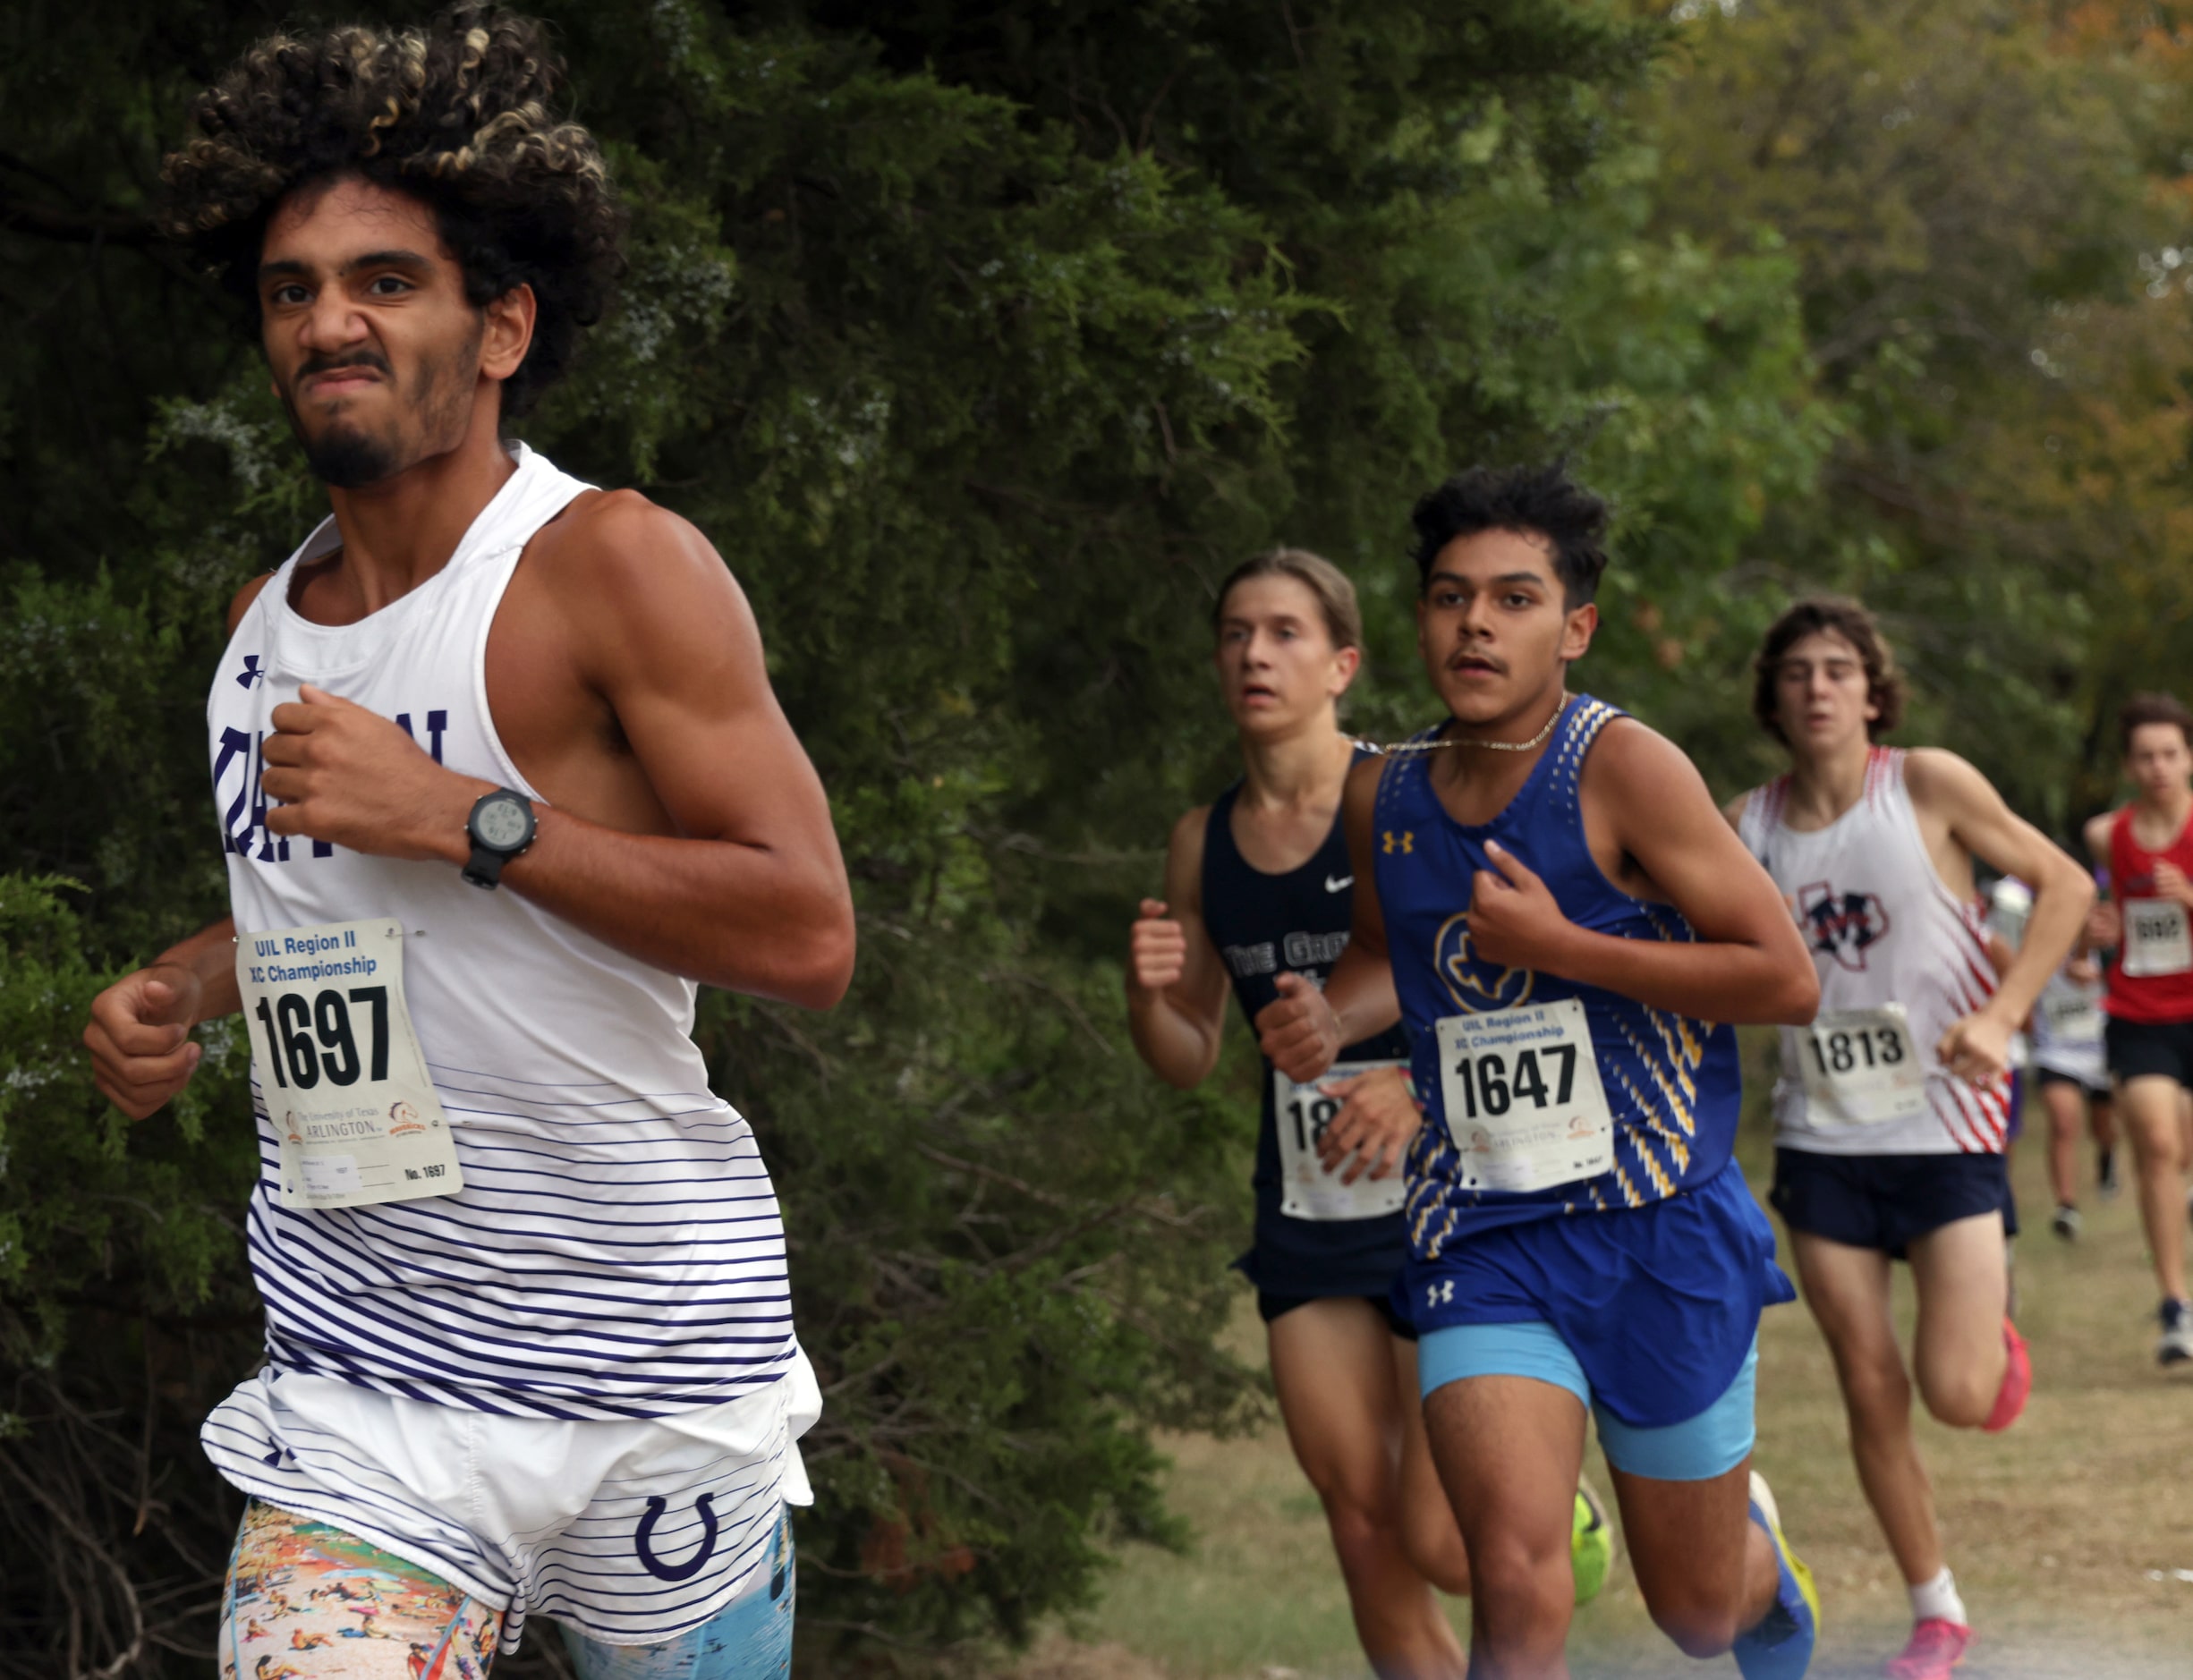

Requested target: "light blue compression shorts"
[{"left": 1419, "top": 1320, "right": 1759, "bottom": 1481}]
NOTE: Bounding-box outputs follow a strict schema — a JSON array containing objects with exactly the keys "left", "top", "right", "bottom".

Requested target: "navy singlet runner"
[{"left": 1201, "top": 765, "right": 1415, "bottom": 1307}]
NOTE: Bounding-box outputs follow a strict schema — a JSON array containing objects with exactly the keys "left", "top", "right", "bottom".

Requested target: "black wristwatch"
[{"left": 462, "top": 787, "right": 537, "bottom": 889}]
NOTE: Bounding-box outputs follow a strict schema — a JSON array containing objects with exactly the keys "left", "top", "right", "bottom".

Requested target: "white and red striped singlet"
[{"left": 1738, "top": 749, "right": 2010, "bottom": 1154}]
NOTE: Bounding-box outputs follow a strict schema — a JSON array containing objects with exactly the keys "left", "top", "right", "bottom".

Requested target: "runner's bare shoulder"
[
  {"left": 227, "top": 571, "right": 278, "bottom": 635},
  {"left": 1898, "top": 745, "right": 1992, "bottom": 814},
  {"left": 2083, "top": 807, "right": 2121, "bottom": 864}
]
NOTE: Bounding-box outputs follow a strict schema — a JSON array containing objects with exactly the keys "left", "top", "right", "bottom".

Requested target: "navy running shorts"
[
  {"left": 1769, "top": 1148, "right": 2012, "bottom": 1260},
  {"left": 2104, "top": 1015, "right": 2193, "bottom": 1088}
]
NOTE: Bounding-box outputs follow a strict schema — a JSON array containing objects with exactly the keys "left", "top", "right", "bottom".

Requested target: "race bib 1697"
[{"left": 236, "top": 918, "right": 463, "bottom": 1211}]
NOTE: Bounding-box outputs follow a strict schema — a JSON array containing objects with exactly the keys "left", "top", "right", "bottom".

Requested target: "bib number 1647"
[{"left": 1447, "top": 1042, "right": 1578, "bottom": 1120}]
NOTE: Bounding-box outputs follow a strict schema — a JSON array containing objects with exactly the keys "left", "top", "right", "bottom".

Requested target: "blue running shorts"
[{"left": 1420, "top": 1322, "right": 1759, "bottom": 1481}]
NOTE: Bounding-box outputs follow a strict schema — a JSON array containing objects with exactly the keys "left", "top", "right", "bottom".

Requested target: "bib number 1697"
[
  {"left": 251, "top": 987, "right": 389, "bottom": 1090},
  {"left": 236, "top": 917, "right": 462, "bottom": 1211},
  {"left": 1447, "top": 1042, "right": 1578, "bottom": 1120}
]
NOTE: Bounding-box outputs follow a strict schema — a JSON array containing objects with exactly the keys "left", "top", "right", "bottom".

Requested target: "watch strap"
[{"left": 462, "top": 844, "right": 512, "bottom": 890}]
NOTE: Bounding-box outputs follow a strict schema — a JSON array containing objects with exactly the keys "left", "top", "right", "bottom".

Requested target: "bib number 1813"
[
  {"left": 1272, "top": 1058, "right": 1409, "bottom": 1222},
  {"left": 1798, "top": 1005, "right": 1927, "bottom": 1125},
  {"left": 1806, "top": 1022, "right": 1905, "bottom": 1080}
]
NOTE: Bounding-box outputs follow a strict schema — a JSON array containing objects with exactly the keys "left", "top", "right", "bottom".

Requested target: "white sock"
[{"left": 1909, "top": 1565, "right": 1967, "bottom": 1626}]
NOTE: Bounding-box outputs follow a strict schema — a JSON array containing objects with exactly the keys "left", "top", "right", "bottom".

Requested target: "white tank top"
[
  {"left": 2028, "top": 964, "right": 2106, "bottom": 1085},
  {"left": 207, "top": 445, "right": 796, "bottom": 1419},
  {"left": 1738, "top": 749, "right": 2010, "bottom": 1155}
]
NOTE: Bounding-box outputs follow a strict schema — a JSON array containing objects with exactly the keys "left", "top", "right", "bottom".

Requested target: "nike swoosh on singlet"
[{"left": 1326, "top": 875, "right": 1354, "bottom": 893}]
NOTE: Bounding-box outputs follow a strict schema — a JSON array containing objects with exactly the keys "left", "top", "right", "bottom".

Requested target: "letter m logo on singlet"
[{"left": 1796, "top": 881, "right": 1891, "bottom": 972}]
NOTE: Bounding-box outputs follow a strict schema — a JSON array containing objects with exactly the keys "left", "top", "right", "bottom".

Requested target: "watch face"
[{"left": 475, "top": 794, "right": 532, "bottom": 851}]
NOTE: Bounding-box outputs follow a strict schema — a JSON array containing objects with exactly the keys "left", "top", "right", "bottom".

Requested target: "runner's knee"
[
  {"left": 1915, "top": 1356, "right": 1996, "bottom": 1429},
  {"left": 1830, "top": 1342, "right": 1910, "bottom": 1426},
  {"left": 1643, "top": 1589, "right": 1743, "bottom": 1660},
  {"left": 1465, "top": 1532, "right": 1569, "bottom": 1633},
  {"left": 1398, "top": 1512, "right": 1470, "bottom": 1598},
  {"left": 1317, "top": 1483, "right": 1400, "bottom": 1574}
]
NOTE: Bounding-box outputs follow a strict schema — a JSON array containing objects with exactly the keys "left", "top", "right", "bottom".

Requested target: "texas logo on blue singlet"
[{"left": 1434, "top": 913, "right": 1534, "bottom": 1014}]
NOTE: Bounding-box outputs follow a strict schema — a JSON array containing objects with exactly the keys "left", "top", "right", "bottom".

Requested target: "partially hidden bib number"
[
  {"left": 1273, "top": 1058, "right": 1409, "bottom": 1222},
  {"left": 1435, "top": 997, "right": 1614, "bottom": 1194},
  {"left": 1800, "top": 1005, "right": 1926, "bottom": 1125},
  {"left": 2040, "top": 987, "right": 2104, "bottom": 1046},
  {"left": 237, "top": 918, "right": 463, "bottom": 1211},
  {"left": 2122, "top": 896, "right": 2193, "bottom": 978}
]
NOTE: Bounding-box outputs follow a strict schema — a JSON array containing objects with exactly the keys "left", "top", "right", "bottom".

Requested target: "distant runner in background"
[
  {"left": 2003, "top": 870, "right": 2117, "bottom": 1238},
  {"left": 1731, "top": 598, "right": 2091, "bottom": 1680},
  {"left": 2082, "top": 692, "right": 2193, "bottom": 1364},
  {"left": 1126, "top": 550, "right": 1484, "bottom": 1680},
  {"left": 1980, "top": 878, "right": 2029, "bottom": 1269}
]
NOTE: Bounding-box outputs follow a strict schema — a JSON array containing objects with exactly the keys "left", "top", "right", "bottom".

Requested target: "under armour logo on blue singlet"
[{"left": 236, "top": 655, "right": 265, "bottom": 689}]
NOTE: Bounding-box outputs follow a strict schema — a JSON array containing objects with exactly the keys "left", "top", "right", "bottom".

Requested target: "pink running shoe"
[
  {"left": 1885, "top": 1616, "right": 1972, "bottom": 1679},
  {"left": 1983, "top": 1317, "right": 2030, "bottom": 1433}
]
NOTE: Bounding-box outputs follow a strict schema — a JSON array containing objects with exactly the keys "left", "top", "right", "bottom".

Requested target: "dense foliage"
[{"left": 4, "top": 1, "right": 2189, "bottom": 1673}]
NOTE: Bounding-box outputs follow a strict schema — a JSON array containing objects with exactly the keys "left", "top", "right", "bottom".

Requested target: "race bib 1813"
[
  {"left": 1798, "top": 1004, "right": 1928, "bottom": 1125},
  {"left": 1272, "top": 1058, "right": 1410, "bottom": 1222},
  {"left": 236, "top": 918, "right": 463, "bottom": 1211}
]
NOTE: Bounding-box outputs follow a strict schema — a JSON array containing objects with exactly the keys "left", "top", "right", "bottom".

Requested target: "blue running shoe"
[{"left": 1732, "top": 1471, "right": 1820, "bottom": 1680}]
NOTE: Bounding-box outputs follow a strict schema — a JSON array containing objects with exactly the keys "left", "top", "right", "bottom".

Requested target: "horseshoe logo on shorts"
[{"left": 633, "top": 1493, "right": 719, "bottom": 1582}]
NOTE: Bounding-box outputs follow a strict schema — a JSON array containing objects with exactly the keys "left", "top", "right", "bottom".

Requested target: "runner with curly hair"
[{"left": 82, "top": 8, "right": 854, "bottom": 1675}]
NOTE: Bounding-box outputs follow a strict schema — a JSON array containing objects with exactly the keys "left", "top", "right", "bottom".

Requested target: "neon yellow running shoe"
[{"left": 1571, "top": 1481, "right": 1613, "bottom": 1606}]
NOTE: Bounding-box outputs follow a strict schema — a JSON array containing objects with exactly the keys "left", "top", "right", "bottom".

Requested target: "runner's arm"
[
  {"left": 1256, "top": 757, "right": 1401, "bottom": 1080},
  {"left": 1908, "top": 747, "right": 2095, "bottom": 1033},
  {"left": 81, "top": 577, "right": 273, "bottom": 1116},
  {"left": 2079, "top": 810, "right": 2121, "bottom": 953},
  {"left": 259, "top": 504, "right": 855, "bottom": 1007},
  {"left": 1125, "top": 808, "right": 1232, "bottom": 1088},
  {"left": 1470, "top": 721, "right": 1817, "bottom": 1024}
]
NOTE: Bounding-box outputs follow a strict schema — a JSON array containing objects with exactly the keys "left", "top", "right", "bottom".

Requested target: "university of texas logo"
[
  {"left": 1434, "top": 911, "right": 1534, "bottom": 1014},
  {"left": 1796, "top": 880, "right": 1891, "bottom": 972}
]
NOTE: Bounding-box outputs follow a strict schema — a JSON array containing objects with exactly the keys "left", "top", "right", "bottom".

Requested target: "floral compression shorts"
[{"left": 218, "top": 1498, "right": 795, "bottom": 1679}]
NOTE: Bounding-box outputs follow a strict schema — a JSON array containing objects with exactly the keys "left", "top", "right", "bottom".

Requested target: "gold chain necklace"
[{"left": 1353, "top": 692, "right": 1571, "bottom": 757}]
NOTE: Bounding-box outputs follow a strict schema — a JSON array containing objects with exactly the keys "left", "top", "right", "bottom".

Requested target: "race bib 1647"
[{"left": 1435, "top": 997, "right": 1614, "bottom": 1194}]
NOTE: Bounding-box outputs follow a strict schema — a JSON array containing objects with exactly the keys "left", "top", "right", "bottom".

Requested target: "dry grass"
[{"left": 1009, "top": 1125, "right": 2193, "bottom": 1679}]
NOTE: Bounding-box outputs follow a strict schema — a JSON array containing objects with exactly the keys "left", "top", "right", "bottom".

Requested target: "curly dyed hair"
[{"left": 159, "top": 4, "right": 624, "bottom": 419}]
